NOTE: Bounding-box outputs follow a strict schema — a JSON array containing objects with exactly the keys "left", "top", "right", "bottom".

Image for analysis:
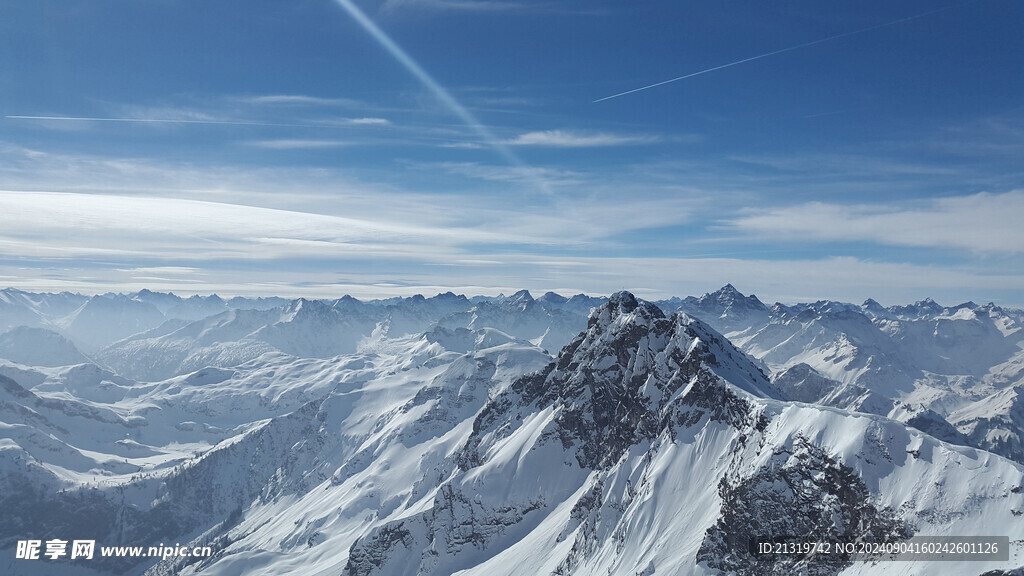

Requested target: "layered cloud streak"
[{"left": 728, "top": 191, "right": 1024, "bottom": 255}]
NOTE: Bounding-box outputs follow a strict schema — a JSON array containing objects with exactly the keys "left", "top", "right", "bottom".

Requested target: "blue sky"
[{"left": 1, "top": 0, "right": 1022, "bottom": 305}]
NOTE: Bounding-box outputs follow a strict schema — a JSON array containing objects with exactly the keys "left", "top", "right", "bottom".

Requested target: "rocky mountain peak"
[
  {"left": 916, "top": 297, "right": 943, "bottom": 315},
  {"left": 433, "top": 291, "right": 464, "bottom": 302},
  {"left": 693, "top": 284, "right": 769, "bottom": 315},
  {"left": 590, "top": 291, "right": 663, "bottom": 327},
  {"left": 507, "top": 289, "right": 534, "bottom": 304},
  {"left": 538, "top": 291, "right": 568, "bottom": 304},
  {"left": 567, "top": 293, "right": 604, "bottom": 305},
  {"left": 463, "top": 292, "right": 774, "bottom": 470},
  {"left": 887, "top": 297, "right": 946, "bottom": 320},
  {"left": 281, "top": 297, "right": 335, "bottom": 322},
  {"left": 861, "top": 298, "right": 888, "bottom": 317}
]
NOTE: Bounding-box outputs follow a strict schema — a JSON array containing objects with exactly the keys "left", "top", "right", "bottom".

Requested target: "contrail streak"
[
  {"left": 330, "top": 0, "right": 550, "bottom": 192},
  {"left": 594, "top": 6, "right": 953, "bottom": 103}
]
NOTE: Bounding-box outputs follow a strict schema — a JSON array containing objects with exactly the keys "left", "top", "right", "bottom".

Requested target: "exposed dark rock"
[
  {"left": 345, "top": 522, "right": 416, "bottom": 576},
  {"left": 697, "top": 437, "right": 909, "bottom": 576}
]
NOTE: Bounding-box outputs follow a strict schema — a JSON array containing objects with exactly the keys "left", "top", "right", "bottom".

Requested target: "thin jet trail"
[
  {"left": 594, "top": 6, "right": 953, "bottom": 103},
  {"left": 332, "top": 2, "right": 526, "bottom": 167}
]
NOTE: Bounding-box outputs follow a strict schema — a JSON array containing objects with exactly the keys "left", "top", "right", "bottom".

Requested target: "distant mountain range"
[{"left": 1, "top": 287, "right": 1022, "bottom": 575}]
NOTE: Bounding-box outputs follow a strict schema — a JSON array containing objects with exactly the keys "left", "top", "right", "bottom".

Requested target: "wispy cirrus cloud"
[
  {"left": 439, "top": 142, "right": 485, "bottom": 149},
  {"left": 728, "top": 153, "right": 961, "bottom": 177},
  {"left": 114, "top": 103, "right": 229, "bottom": 123},
  {"left": 120, "top": 96, "right": 396, "bottom": 126},
  {"left": 0, "top": 190, "right": 524, "bottom": 263},
  {"left": 115, "top": 266, "right": 201, "bottom": 276},
  {"left": 346, "top": 117, "right": 392, "bottom": 126},
  {"left": 0, "top": 144, "right": 709, "bottom": 266},
  {"left": 304, "top": 116, "right": 393, "bottom": 127},
  {"left": 505, "top": 129, "right": 661, "bottom": 147},
  {"left": 235, "top": 94, "right": 366, "bottom": 107},
  {"left": 6, "top": 96, "right": 397, "bottom": 132},
  {"left": 928, "top": 114, "right": 1024, "bottom": 160},
  {"left": 0, "top": 144, "right": 456, "bottom": 222},
  {"left": 5, "top": 114, "right": 282, "bottom": 129},
  {"left": 245, "top": 139, "right": 352, "bottom": 150},
  {"left": 432, "top": 161, "right": 584, "bottom": 186},
  {"left": 725, "top": 190, "right": 1024, "bottom": 254}
]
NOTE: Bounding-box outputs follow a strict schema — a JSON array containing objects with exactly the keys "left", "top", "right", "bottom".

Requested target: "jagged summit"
[
  {"left": 433, "top": 291, "right": 465, "bottom": 301},
  {"left": 281, "top": 296, "right": 334, "bottom": 320},
  {"left": 592, "top": 290, "right": 663, "bottom": 323},
  {"left": 700, "top": 283, "right": 767, "bottom": 310},
  {"left": 464, "top": 292, "right": 778, "bottom": 469},
  {"left": 861, "top": 297, "right": 887, "bottom": 316},
  {"left": 712, "top": 283, "right": 746, "bottom": 301},
  {"left": 506, "top": 289, "right": 534, "bottom": 306},
  {"left": 914, "top": 297, "right": 944, "bottom": 315},
  {"left": 538, "top": 291, "right": 567, "bottom": 304},
  {"left": 666, "top": 284, "right": 770, "bottom": 335},
  {"left": 576, "top": 292, "right": 777, "bottom": 400},
  {"left": 888, "top": 297, "right": 945, "bottom": 319}
]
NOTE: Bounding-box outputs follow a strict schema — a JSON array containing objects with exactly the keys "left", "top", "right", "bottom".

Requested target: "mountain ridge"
[{"left": 1, "top": 287, "right": 1022, "bottom": 575}]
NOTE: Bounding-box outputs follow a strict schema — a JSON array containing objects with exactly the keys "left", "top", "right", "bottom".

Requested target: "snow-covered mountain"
[
  {"left": 670, "top": 286, "right": 1024, "bottom": 467},
  {"left": 342, "top": 293, "right": 1020, "bottom": 576},
  {"left": 59, "top": 295, "right": 168, "bottom": 353},
  {"left": 0, "top": 289, "right": 90, "bottom": 330},
  {"left": 0, "top": 289, "right": 1022, "bottom": 575},
  {"left": 661, "top": 283, "right": 770, "bottom": 335},
  {"left": 436, "top": 290, "right": 588, "bottom": 353},
  {"left": 372, "top": 292, "right": 475, "bottom": 337},
  {"left": 131, "top": 290, "right": 232, "bottom": 321},
  {"left": 0, "top": 326, "right": 90, "bottom": 367},
  {"left": 94, "top": 292, "right": 571, "bottom": 382}
]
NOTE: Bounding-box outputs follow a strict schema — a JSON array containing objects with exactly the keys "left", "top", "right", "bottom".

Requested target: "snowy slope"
[
  {"left": 437, "top": 290, "right": 588, "bottom": 354},
  {"left": 96, "top": 300, "right": 382, "bottom": 382},
  {"left": 950, "top": 383, "right": 1024, "bottom": 464},
  {"left": 0, "top": 288, "right": 54, "bottom": 332},
  {"left": 1, "top": 289, "right": 1022, "bottom": 576},
  {"left": 677, "top": 286, "right": 1024, "bottom": 465},
  {"left": 0, "top": 326, "right": 90, "bottom": 367},
  {"left": 95, "top": 308, "right": 282, "bottom": 382},
  {"left": 59, "top": 295, "right": 168, "bottom": 353},
  {"left": 339, "top": 292, "right": 1023, "bottom": 576}
]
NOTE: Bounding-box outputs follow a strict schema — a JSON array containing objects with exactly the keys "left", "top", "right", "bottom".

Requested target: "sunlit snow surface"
[{"left": 0, "top": 288, "right": 1022, "bottom": 575}]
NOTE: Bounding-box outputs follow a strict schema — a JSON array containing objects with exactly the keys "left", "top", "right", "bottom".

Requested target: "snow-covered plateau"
[{"left": 1, "top": 286, "right": 1022, "bottom": 575}]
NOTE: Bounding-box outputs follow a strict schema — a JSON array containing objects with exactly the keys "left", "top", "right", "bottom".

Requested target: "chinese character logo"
[
  {"left": 71, "top": 540, "right": 95, "bottom": 560},
  {"left": 45, "top": 539, "right": 68, "bottom": 559},
  {"left": 15, "top": 540, "right": 41, "bottom": 560}
]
